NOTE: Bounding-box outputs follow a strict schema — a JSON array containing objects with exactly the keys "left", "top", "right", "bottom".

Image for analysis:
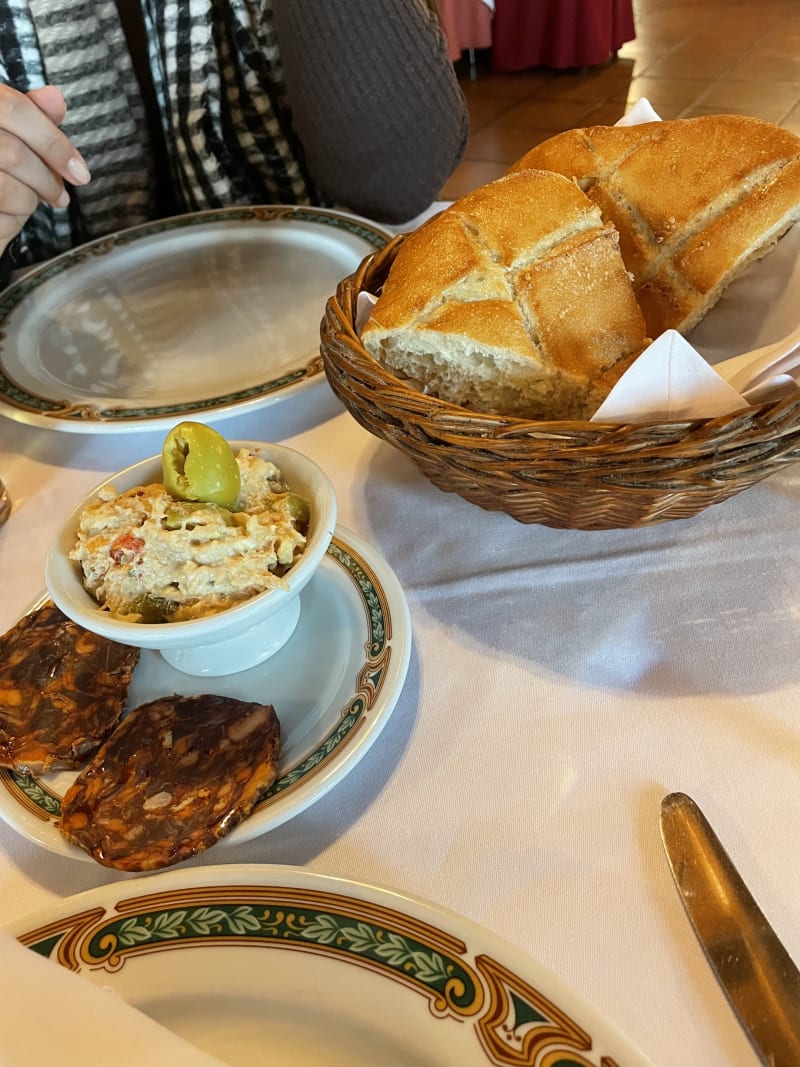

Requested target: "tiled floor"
[{"left": 441, "top": 0, "right": 800, "bottom": 200}]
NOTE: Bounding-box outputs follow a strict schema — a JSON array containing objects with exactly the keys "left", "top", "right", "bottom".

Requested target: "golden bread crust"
[
  {"left": 515, "top": 225, "right": 644, "bottom": 384},
  {"left": 423, "top": 299, "right": 534, "bottom": 358},
  {"left": 362, "top": 169, "right": 648, "bottom": 421},
  {"left": 509, "top": 115, "right": 800, "bottom": 336}
]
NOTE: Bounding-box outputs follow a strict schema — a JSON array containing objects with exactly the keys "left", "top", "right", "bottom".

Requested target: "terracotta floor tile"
[
  {"left": 633, "top": 8, "right": 700, "bottom": 35},
  {"left": 614, "top": 76, "right": 710, "bottom": 114},
  {"left": 617, "top": 36, "right": 684, "bottom": 62},
  {"left": 671, "top": 28, "right": 769, "bottom": 57},
  {"left": 494, "top": 98, "right": 605, "bottom": 131},
  {"left": 534, "top": 62, "right": 638, "bottom": 103},
  {"left": 440, "top": 160, "right": 506, "bottom": 201},
  {"left": 679, "top": 104, "right": 739, "bottom": 120},
  {"left": 724, "top": 52, "right": 800, "bottom": 85},
  {"left": 463, "top": 126, "right": 551, "bottom": 165},
  {"left": 465, "top": 97, "right": 515, "bottom": 133},
  {"left": 459, "top": 71, "right": 555, "bottom": 102},
  {"left": 757, "top": 28, "right": 800, "bottom": 56},
  {"left": 697, "top": 79, "right": 800, "bottom": 123},
  {"left": 584, "top": 101, "right": 631, "bottom": 125},
  {"left": 638, "top": 52, "right": 736, "bottom": 80},
  {"left": 685, "top": 101, "right": 796, "bottom": 124},
  {"left": 442, "top": 0, "right": 800, "bottom": 203}
]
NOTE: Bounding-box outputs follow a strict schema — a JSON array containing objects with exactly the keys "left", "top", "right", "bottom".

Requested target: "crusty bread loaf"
[
  {"left": 508, "top": 115, "right": 800, "bottom": 338},
  {"left": 361, "top": 169, "right": 648, "bottom": 421}
]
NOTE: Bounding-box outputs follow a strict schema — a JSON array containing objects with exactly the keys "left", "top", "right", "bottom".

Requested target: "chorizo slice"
[
  {"left": 58, "top": 694, "right": 281, "bottom": 871},
  {"left": 0, "top": 603, "right": 140, "bottom": 775}
]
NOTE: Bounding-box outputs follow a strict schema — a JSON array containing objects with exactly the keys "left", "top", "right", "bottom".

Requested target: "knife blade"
[{"left": 660, "top": 792, "right": 800, "bottom": 1067}]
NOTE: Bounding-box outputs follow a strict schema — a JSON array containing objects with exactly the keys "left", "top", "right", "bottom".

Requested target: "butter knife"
[{"left": 660, "top": 791, "right": 800, "bottom": 1067}]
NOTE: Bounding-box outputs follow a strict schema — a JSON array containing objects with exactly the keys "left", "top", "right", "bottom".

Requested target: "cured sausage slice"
[
  {"left": 0, "top": 603, "right": 140, "bottom": 775},
  {"left": 58, "top": 694, "right": 281, "bottom": 870}
]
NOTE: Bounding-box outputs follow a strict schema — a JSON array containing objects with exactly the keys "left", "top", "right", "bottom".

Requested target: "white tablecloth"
[{"left": 2, "top": 233, "right": 800, "bottom": 1067}]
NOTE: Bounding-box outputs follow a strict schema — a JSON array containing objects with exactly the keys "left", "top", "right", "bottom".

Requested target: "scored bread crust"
[
  {"left": 508, "top": 115, "right": 800, "bottom": 338},
  {"left": 362, "top": 169, "right": 648, "bottom": 421}
]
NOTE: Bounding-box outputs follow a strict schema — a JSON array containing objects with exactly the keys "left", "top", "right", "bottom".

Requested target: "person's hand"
[{"left": 0, "top": 84, "right": 91, "bottom": 256}]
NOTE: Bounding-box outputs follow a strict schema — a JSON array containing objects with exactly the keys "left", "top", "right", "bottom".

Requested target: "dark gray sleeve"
[{"left": 271, "top": 0, "right": 469, "bottom": 224}]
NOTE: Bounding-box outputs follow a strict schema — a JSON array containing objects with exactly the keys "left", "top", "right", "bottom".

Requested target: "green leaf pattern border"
[
  {"left": 17, "top": 884, "right": 622, "bottom": 1067},
  {"left": 1, "top": 533, "right": 395, "bottom": 821},
  {"left": 0, "top": 206, "right": 388, "bottom": 422}
]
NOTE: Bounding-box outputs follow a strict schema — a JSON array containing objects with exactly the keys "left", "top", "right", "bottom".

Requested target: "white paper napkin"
[
  {"left": 591, "top": 329, "right": 747, "bottom": 422},
  {"left": 614, "top": 97, "right": 662, "bottom": 126},
  {"left": 0, "top": 929, "right": 230, "bottom": 1066},
  {"left": 356, "top": 289, "right": 379, "bottom": 333}
]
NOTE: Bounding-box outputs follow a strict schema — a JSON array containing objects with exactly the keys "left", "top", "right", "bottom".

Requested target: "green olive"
[
  {"left": 163, "top": 500, "right": 239, "bottom": 530},
  {"left": 283, "top": 492, "right": 310, "bottom": 530},
  {"left": 126, "top": 594, "right": 179, "bottom": 623},
  {"left": 162, "top": 422, "right": 241, "bottom": 508}
]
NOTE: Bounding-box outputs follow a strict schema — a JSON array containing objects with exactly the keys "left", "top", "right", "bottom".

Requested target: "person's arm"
[{"left": 271, "top": 0, "right": 469, "bottom": 224}]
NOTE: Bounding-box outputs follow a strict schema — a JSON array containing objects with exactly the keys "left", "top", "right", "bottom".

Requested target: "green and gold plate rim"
[
  {"left": 4, "top": 864, "right": 649, "bottom": 1067},
  {"left": 0, "top": 205, "right": 390, "bottom": 431}
]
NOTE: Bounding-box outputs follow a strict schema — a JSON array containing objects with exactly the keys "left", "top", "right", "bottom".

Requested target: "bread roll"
[
  {"left": 508, "top": 115, "right": 800, "bottom": 338},
  {"left": 361, "top": 169, "right": 648, "bottom": 421}
]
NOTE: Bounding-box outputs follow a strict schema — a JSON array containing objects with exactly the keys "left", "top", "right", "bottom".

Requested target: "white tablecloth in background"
[
  {"left": 2, "top": 224, "right": 800, "bottom": 1067},
  {"left": 437, "top": 0, "right": 492, "bottom": 61}
]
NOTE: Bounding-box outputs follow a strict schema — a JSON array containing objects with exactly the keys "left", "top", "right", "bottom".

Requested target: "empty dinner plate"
[
  {"left": 4, "top": 864, "right": 655, "bottom": 1067},
  {"left": 0, "top": 205, "right": 390, "bottom": 433}
]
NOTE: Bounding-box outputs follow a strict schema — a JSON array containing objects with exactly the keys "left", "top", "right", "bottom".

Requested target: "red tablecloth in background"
[
  {"left": 437, "top": 0, "right": 493, "bottom": 62},
  {"left": 491, "top": 0, "right": 635, "bottom": 71}
]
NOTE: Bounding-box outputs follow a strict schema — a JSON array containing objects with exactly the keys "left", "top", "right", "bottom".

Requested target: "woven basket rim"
[{"left": 328, "top": 234, "right": 800, "bottom": 456}]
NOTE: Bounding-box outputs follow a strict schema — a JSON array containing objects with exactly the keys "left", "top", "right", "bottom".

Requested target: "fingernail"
[
  {"left": 67, "top": 157, "right": 91, "bottom": 184},
  {"left": 55, "top": 188, "right": 70, "bottom": 208}
]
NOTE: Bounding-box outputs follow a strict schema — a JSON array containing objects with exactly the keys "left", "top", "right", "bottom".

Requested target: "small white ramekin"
[{"left": 45, "top": 441, "right": 337, "bottom": 677}]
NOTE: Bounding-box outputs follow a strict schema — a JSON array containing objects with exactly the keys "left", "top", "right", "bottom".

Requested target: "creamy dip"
[{"left": 70, "top": 449, "right": 308, "bottom": 622}]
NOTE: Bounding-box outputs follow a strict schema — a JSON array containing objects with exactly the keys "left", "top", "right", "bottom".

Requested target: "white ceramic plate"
[
  {"left": 4, "top": 863, "right": 653, "bottom": 1067},
  {"left": 0, "top": 526, "right": 410, "bottom": 861},
  {"left": 0, "top": 206, "right": 389, "bottom": 433}
]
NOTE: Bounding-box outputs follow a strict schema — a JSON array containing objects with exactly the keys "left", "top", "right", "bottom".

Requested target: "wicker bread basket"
[{"left": 320, "top": 235, "right": 800, "bottom": 530}]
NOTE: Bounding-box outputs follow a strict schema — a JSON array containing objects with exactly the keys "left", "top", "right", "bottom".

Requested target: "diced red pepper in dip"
[{"left": 109, "top": 533, "right": 145, "bottom": 564}]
